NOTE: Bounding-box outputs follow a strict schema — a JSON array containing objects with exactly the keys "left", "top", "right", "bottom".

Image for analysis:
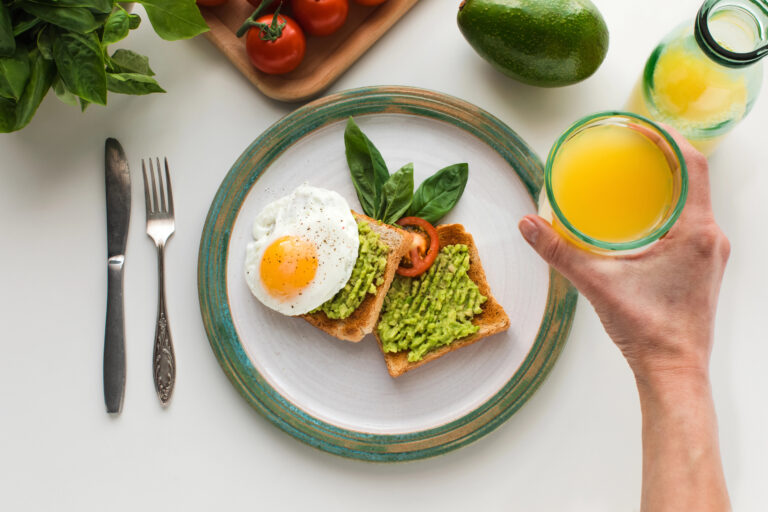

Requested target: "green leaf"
[
  {"left": 53, "top": 30, "right": 107, "bottom": 105},
  {"left": 79, "top": 97, "right": 89, "bottom": 111},
  {"left": 138, "top": 0, "right": 208, "bottom": 41},
  {"left": 0, "top": 2, "right": 14, "bottom": 57},
  {"left": 344, "top": 117, "right": 390, "bottom": 219},
  {"left": 102, "top": 6, "right": 130, "bottom": 45},
  {"left": 27, "top": 0, "right": 114, "bottom": 13},
  {"left": 0, "top": 97, "right": 16, "bottom": 132},
  {"left": 13, "top": 49, "right": 55, "bottom": 131},
  {"left": 380, "top": 163, "right": 414, "bottom": 225},
  {"left": 37, "top": 26, "right": 54, "bottom": 60},
  {"left": 408, "top": 163, "right": 469, "bottom": 224},
  {"left": 52, "top": 75, "right": 78, "bottom": 106},
  {"left": 128, "top": 13, "right": 141, "bottom": 30},
  {"left": 12, "top": 16, "right": 42, "bottom": 37},
  {"left": 109, "top": 48, "right": 154, "bottom": 75},
  {"left": 0, "top": 46, "right": 31, "bottom": 100},
  {"left": 107, "top": 72, "right": 165, "bottom": 95},
  {"left": 19, "top": 2, "right": 101, "bottom": 33}
]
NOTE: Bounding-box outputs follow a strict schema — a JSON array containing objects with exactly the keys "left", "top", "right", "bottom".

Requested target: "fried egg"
[{"left": 244, "top": 184, "right": 358, "bottom": 315}]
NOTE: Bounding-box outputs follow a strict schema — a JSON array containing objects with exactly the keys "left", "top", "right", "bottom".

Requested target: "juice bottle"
[{"left": 627, "top": 0, "right": 768, "bottom": 155}]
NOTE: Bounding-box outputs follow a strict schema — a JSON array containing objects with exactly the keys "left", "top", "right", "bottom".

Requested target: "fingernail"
[{"left": 519, "top": 217, "right": 539, "bottom": 245}]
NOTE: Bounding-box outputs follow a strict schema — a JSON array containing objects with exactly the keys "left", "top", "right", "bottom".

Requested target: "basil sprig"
[
  {"left": 344, "top": 117, "right": 469, "bottom": 226},
  {"left": 0, "top": 0, "right": 208, "bottom": 133},
  {"left": 407, "top": 163, "right": 469, "bottom": 224}
]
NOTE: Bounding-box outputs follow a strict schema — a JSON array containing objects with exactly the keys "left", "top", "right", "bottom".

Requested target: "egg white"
[{"left": 244, "top": 184, "right": 358, "bottom": 316}]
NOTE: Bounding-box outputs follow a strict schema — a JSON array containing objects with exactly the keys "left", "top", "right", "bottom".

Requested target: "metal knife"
[{"left": 104, "top": 138, "right": 131, "bottom": 414}]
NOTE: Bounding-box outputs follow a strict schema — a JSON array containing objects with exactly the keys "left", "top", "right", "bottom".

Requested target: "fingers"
[
  {"left": 518, "top": 215, "right": 599, "bottom": 292},
  {"left": 659, "top": 124, "right": 713, "bottom": 221}
]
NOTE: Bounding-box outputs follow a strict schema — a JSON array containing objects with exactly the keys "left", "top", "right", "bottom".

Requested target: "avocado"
[
  {"left": 457, "top": 0, "right": 609, "bottom": 87},
  {"left": 313, "top": 220, "right": 389, "bottom": 320},
  {"left": 377, "top": 244, "right": 487, "bottom": 362}
]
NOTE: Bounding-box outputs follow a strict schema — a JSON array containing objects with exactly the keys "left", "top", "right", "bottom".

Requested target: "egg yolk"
[{"left": 260, "top": 236, "right": 318, "bottom": 300}]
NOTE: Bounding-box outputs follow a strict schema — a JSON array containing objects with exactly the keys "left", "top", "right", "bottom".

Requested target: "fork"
[{"left": 142, "top": 157, "right": 176, "bottom": 406}]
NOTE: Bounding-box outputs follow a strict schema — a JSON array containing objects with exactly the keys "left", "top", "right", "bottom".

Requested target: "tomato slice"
[{"left": 396, "top": 217, "right": 440, "bottom": 277}]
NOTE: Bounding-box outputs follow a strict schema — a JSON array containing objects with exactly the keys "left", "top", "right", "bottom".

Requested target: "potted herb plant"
[{"left": 0, "top": 0, "right": 208, "bottom": 132}]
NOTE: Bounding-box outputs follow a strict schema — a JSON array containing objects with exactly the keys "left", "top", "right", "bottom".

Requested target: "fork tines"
[{"left": 141, "top": 157, "right": 174, "bottom": 216}]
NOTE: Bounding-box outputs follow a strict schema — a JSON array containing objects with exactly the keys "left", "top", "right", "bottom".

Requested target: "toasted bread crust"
[
  {"left": 301, "top": 212, "right": 413, "bottom": 342},
  {"left": 374, "top": 224, "right": 510, "bottom": 377}
]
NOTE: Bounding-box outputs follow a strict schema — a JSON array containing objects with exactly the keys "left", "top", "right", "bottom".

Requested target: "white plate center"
[{"left": 226, "top": 114, "right": 549, "bottom": 434}]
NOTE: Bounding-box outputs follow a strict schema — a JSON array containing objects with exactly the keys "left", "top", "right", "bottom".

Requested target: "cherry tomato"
[
  {"left": 197, "top": 0, "right": 228, "bottom": 6},
  {"left": 395, "top": 217, "right": 440, "bottom": 277},
  {"left": 246, "top": 0, "right": 282, "bottom": 10},
  {"left": 246, "top": 15, "right": 306, "bottom": 75},
  {"left": 291, "top": 0, "right": 348, "bottom": 37},
  {"left": 354, "top": 0, "right": 387, "bottom": 5}
]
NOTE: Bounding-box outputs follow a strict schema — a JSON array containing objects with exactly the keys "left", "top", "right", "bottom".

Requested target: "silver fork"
[{"left": 142, "top": 157, "right": 176, "bottom": 406}]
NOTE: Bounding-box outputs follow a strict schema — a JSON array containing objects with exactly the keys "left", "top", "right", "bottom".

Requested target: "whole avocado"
[{"left": 457, "top": 0, "right": 609, "bottom": 87}]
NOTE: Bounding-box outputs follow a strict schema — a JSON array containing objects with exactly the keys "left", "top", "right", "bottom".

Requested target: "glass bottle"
[{"left": 627, "top": 0, "right": 768, "bottom": 155}]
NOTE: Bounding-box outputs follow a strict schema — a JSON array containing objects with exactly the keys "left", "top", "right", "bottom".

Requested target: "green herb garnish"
[{"left": 343, "top": 117, "right": 469, "bottom": 225}]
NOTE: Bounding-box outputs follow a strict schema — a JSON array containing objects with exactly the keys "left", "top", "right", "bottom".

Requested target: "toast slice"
[
  {"left": 374, "top": 224, "right": 510, "bottom": 378},
  {"left": 301, "top": 212, "right": 413, "bottom": 342}
]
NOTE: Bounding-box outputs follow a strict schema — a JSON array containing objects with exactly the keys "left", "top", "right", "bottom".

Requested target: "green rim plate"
[{"left": 197, "top": 86, "right": 578, "bottom": 462}]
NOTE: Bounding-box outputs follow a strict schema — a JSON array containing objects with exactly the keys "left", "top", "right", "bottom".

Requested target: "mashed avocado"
[
  {"left": 315, "top": 221, "right": 389, "bottom": 319},
  {"left": 378, "top": 244, "right": 487, "bottom": 362}
]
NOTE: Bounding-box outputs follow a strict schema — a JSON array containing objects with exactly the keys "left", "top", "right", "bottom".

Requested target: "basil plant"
[{"left": 0, "top": 0, "right": 208, "bottom": 133}]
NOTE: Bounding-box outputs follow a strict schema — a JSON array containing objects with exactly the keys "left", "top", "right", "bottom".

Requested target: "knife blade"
[{"left": 104, "top": 138, "right": 131, "bottom": 414}]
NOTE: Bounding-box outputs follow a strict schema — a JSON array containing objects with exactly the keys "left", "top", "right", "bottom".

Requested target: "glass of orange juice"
[{"left": 540, "top": 112, "right": 688, "bottom": 253}]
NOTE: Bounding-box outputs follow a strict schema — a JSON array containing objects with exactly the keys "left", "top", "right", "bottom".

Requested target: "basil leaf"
[
  {"left": 108, "top": 49, "right": 154, "bottom": 75},
  {"left": 0, "top": 46, "right": 31, "bottom": 100},
  {"left": 344, "top": 117, "right": 390, "bottom": 219},
  {"left": 128, "top": 13, "right": 141, "bottom": 30},
  {"left": 408, "top": 163, "right": 469, "bottom": 224},
  {"left": 13, "top": 49, "right": 55, "bottom": 130},
  {"left": 37, "top": 26, "right": 54, "bottom": 60},
  {"left": 79, "top": 97, "right": 89, "bottom": 111},
  {"left": 0, "top": 2, "right": 14, "bottom": 57},
  {"left": 53, "top": 31, "right": 107, "bottom": 105},
  {"left": 28, "top": 0, "right": 114, "bottom": 13},
  {"left": 12, "top": 16, "right": 42, "bottom": 37},
  {"left": 0, "top": 97, "right": 15, "bottom": 132},
  {"left": 107, "top": 72, "right": 165, "bottom": 95},
  {"left": 138, "top": 0, "right": 209, "bottom": 41},
  {"left": 380, "top": 163, "right": 414, "bottom": 225},
  {"left": 52, "top": 75, "right": 79, "bottom": 106},
  {"left": 19, "top": 2, "right": 102, "bottom": 33},
  {"left": 102, "top": 7, "right": 130, "bottom": 45}
]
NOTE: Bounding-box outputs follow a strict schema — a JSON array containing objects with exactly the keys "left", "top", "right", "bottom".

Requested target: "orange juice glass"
[{"left": 541, "top": 112, "right": 688, "bottom": 253}]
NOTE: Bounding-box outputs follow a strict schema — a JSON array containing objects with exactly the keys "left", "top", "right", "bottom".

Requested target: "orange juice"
[
  {"left": 626, "top": 36, "right": 749, "bottom": 155},
  {"left": 626, "top": 6, "right": 766, "bottom": 156},
  {"left": 550, "top": 124, "right": 675, "bottom": 244}
]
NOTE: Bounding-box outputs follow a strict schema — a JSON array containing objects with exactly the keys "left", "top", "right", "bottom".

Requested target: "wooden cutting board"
[{"left": 200, "top": 0, "right": 421, "bottom": 102}]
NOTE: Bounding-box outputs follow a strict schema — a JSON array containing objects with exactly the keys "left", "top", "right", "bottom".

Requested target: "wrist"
[
  {"left": 634, "top": 364, "right": 711, "bottom": 401},
  {"left": 621, "top": 329, "right": 713, "bottom": 386}
]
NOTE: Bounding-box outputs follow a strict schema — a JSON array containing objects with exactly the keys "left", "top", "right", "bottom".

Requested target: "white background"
[{"left": 1, "top": 0, "right": 766, "bottom": 510}]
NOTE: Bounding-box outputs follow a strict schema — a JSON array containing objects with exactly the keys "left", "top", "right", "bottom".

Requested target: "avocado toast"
[
  {"left": 374, "top": 223, "right": 510, "bottom": 378},
  {"left": 301, "top": 212, "right": 413, "bottom": 342}
]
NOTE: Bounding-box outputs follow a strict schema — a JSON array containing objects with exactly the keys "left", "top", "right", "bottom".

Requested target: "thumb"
[{"left": 518, "top": 214, "right": 592, "bottom": 282}]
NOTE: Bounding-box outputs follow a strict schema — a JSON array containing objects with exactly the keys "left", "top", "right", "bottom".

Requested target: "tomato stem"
[{"left": 236, "top": 1, "right": 284, "bottom": 39}]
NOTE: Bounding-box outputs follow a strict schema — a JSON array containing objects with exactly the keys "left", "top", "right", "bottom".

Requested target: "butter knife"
[{"left": 104, "top": 138, "right": 131, "bottom": 414}]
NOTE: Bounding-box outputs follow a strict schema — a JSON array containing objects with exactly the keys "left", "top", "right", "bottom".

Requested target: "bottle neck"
[{"left": 695, "top": 0, "right": 768, "bottom": 67}]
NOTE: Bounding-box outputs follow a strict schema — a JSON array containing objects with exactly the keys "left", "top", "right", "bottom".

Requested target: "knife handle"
[{"left": 104, "top": 257, "right": 126, "bottom": 414}]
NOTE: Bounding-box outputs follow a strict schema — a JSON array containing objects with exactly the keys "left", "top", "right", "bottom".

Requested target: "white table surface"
[{"left": 1, "top": 0, "right": 765, "bottom": 510}]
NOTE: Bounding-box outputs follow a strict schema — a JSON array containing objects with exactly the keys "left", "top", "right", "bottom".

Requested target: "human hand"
[{"left": 518, "top": 127, "right": 730, "bottom": 382}]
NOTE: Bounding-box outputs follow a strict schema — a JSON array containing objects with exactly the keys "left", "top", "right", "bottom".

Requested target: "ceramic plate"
[{"left": 198, "top": 86, "right": 577, "bottom": 461}]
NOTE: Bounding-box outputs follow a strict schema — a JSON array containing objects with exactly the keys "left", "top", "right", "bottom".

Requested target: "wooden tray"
[{"left": 200, "top": 0, "right": 420, "bottom": 102}]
